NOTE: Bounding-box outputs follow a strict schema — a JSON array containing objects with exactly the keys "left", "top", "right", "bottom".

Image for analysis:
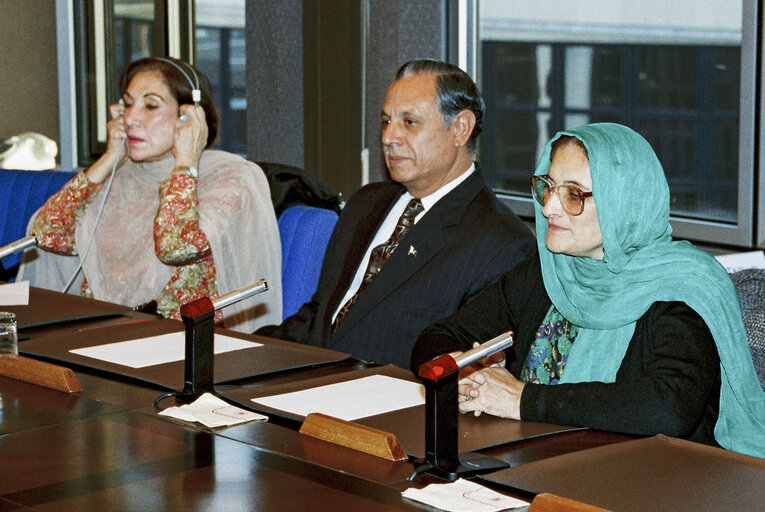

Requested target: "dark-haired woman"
[{"left": 20, "top": 57, "right": 281, "bottom": 331}]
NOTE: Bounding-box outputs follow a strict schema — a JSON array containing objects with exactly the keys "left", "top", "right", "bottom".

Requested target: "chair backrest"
[
  {"left": 278, "top": 204, "right": 338, "bottom": 319},
  {"left": 731, "top": 268, "right": 765, "bottom": 390},
  {"left": 0, "top": 169, "right": 77, "bottom": 280}
]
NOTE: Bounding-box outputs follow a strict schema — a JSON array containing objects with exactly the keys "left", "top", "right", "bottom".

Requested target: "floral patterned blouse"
[
  {"left": 520, "top": 305, "right": 579, "bottom": 385},
  {"left": 31, "top": 170, "right": 223, "bottom": 323}
]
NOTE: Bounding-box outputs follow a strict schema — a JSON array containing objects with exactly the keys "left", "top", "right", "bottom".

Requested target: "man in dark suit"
[{"left": 256, "top": 59, "right": 535, "bottom": 368}]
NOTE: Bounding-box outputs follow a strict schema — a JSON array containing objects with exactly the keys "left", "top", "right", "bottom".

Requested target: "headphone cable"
[{"left": 62, "top": 138, "right": 124, "bottom": 294}]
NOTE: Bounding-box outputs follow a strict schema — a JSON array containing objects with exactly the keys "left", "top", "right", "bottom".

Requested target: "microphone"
[
  {"left": 453, "top": 331, "right": 514, "bottom": 369},
  {"left": 0, "top": 235, "right": 37, "bottom": 261},
  {"left": 412, "top": 330, "right": 515, "bottom": 480},
  {"left": 177, "top": 278, "right": 269, "bottom": 400},
  {"left": 179, "top": 279, "right": 268, "bottom": 320},
  {"left": 418, "top": 331, "right": 514, "bottom": 381},
  {"left": 212, "top": 279, "right": 268, "bottom": 310}
]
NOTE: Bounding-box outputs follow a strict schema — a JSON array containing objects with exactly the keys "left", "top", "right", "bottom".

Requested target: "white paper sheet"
[
  {"left": 715, "top": 250, "right": 765, "bottom": 273},
  {"left": 69, "top": 332, "right": 261, "bottom": 368},
  {"left": 0, "top": 281, "right": 29, "bottom": 306},
  {"left": 402, "top": 478, "right": 528, "bottom": 512},
  {"left": 159, "top": 393, "right": 267, "bottom": 428},
  {"left": 251, "top": 374, "right": 425, "bottom": 421}
]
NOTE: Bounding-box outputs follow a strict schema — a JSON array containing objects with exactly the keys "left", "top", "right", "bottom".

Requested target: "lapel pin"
[{"left": 408, "top": 245, "right": 417, "bottom": 257}]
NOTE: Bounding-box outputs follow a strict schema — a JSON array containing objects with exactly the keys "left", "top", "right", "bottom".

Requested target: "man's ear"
[{"left": 451, "top": 109, "right": 476, "bottom": 148}]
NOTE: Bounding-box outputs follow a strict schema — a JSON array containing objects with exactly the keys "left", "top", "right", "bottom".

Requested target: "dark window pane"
[
  {"left": 479, "top": 38, "right": 739, "bottom": 224},
  {"left": 590, "top": 47, "right": 622, "bottom": 109},
  {"left": 494, "top": 43, "right": 542, "bottom": 105},
  {"left": 715, "top": 47, "right": 740, "bottom": 111},
  {"left": 196, "top": 27, "right": 221, "bottom": 85},
  {"left": 114, "top": 1, "right": 154, "bottom": 72},
  {"left": 229, "top": 29, "right": 246, "bottom": 86},
  {"left": 709, "top": 119, "right": 739, "bottom": 222},
  {"left": 195, "top": 1, "right": 246, "bottom": 155},
  {"left": 637, "top": 47, "right": 697, "bottom": 110}
]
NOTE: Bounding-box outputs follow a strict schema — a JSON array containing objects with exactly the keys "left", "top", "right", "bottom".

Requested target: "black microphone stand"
[
  {"left": 172, "top": 279, "right": 268, "bottom": 403},
  {"left": 410, "top": 331, "right": 515, "bottom": 481}
]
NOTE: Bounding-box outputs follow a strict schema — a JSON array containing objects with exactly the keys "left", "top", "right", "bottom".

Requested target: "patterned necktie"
[{"left": 332, "top": 198, "right": 424, "bottom": 331}]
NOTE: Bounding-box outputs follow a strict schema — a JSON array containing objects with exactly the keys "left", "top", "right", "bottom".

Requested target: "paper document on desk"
[
  {"left": 159, "top": 393, "right": 267, "bottom": 428},
  {"left": 402, "top": 478, "right": 528, "bottom": 512},
  {"left": 252, "top": 374, "right": 425, "bottom": 421},
  {"left": 70, "top": 332, "right": 261, "bottom": 368},
  {"left": 0, "top": 281, "right": 29, "bottom": 305}
]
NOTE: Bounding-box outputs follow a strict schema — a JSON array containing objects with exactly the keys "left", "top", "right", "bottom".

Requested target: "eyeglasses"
[{"left": 531, "top": 175, "right": 593, "bottom": 216}]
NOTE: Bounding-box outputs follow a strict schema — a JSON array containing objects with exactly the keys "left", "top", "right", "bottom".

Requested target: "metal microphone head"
[
  {"left": 453, "top": 331, "right": 514, "bottom": 370},
  {"left": 211, "top": 279, "right": 268, "bottom": 311},
  {"left": 0, "top": 235, "right": 37, "bottom": 261}
]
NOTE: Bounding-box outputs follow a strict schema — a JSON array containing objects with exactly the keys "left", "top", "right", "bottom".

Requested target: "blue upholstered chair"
[
  {"left": 277, "top": 204, "right": 338, "bottom": 319},
  {"left": 0, "top": 169, "right": 76, "bottom": 280},
  {"left": 0, "top": 170, "right": 339, "bottom": 320}
]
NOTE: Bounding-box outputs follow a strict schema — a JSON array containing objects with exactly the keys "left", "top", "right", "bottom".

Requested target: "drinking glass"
[{"left": 0, "top": 312, "right": 18, "bottom": 356}]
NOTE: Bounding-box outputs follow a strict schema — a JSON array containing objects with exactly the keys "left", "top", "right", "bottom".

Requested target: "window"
[
  {"left": 476, "top": 0, "right": 758, "bottom": 247},
  {"left": 195, "top": 1, "right": 247, "bottom": 155}
]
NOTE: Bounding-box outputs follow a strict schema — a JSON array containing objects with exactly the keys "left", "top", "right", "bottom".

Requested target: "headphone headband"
[{"left": 155, "top": 57, "right": 201, "bottom": 105}]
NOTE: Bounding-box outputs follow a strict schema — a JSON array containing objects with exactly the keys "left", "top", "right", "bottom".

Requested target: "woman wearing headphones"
[{"left": 20, "top": 57, "right": 282, "bottom": 332}]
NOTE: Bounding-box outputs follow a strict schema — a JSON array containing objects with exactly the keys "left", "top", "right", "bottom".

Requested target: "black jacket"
[
  {"left": 412, "top": 253, "right": 721, "bottom": 445},
  {"left": 257, "top": 168, "right": 536, "bottom": 367}
]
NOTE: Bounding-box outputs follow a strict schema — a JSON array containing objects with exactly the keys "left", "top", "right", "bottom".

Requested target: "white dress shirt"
[{"left": 331, "top": 164, "right": 476, "bottom": 324}]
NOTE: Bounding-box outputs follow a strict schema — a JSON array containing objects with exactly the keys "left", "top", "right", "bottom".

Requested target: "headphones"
[{"left": 155, "top": 57, "right": 201, "bottom": 117}]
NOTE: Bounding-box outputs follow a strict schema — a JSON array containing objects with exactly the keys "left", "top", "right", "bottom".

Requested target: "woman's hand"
[
  {"left": 455, "top": 341, "right": 508, "bottom": 404},
  {"left": 172, "top": 104, "right": 208, "bottom": 170},
  {"left": 458, "top": 365, "right": 524, "bottom": 420},
  {"left": 85, "top": 103, "right": 129, "bottom": 184}
]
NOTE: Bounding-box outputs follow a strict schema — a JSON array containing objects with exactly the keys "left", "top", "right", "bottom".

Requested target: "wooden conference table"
[{"left": 0, "top": 287, "right": 762, "bottom": 511}]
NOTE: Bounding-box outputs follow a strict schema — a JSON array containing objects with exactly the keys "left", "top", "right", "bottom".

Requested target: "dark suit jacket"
[{"left": 256, "top": 168, "right": 537, "bottom": 367}]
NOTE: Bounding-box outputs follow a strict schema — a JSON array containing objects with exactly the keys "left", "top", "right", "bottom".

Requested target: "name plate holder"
[
  {"left": 300, "top": 412, "right": 408, "bottom": 461},
  {"left": 0, "top": 354, "right": 82, "bottom": 393},
  {"left": 528, "top": 493, "right": 613, "bottom": 512},
  {"left": 0, "top": 237, "right": 82, "bottom": 393}
]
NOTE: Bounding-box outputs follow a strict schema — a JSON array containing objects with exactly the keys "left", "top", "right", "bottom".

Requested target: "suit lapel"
[
  {"left": 330, "top": 169, "right": 487, "bottom": 343},
  {"left": 324, "top": 185, "right": 405, "bottom": 328}
]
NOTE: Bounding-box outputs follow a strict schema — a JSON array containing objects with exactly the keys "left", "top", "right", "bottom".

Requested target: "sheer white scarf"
[{"left": 19, "top": 150, "right": 282, "bottom": 333}]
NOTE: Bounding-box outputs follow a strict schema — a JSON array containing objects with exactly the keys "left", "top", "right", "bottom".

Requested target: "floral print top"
[
  {"left": 520, "top": 305, "right": 579, "bottom": 385},
  {"left": 31, "top": 170, "right": 223, "bottom": 323}
]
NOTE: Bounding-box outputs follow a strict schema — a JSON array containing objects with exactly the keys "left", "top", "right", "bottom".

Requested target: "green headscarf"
[{"left": 533, "top": 122, "right": 765, "bottom": 458}]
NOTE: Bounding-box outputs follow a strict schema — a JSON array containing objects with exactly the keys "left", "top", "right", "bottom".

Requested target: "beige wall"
[{"left": 0, "top": 0, "right": 59, "bottom": 151}]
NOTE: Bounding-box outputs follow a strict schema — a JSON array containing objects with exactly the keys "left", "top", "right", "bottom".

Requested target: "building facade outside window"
[{"left": 476, "top": 0, "right": 757, "bottom": 247}]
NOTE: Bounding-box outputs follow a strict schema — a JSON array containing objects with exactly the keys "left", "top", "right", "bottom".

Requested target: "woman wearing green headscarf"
[{"left": 411, "top": 123, "right": 765, "bottom": 458}]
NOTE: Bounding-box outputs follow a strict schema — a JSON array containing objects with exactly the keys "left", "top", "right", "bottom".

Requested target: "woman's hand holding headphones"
[
  {"left": 172, "top": 104, "right": 208, "bottom": 172},
  {"left": 85, "top": 102, "right": 129, "bottom": 184}
]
